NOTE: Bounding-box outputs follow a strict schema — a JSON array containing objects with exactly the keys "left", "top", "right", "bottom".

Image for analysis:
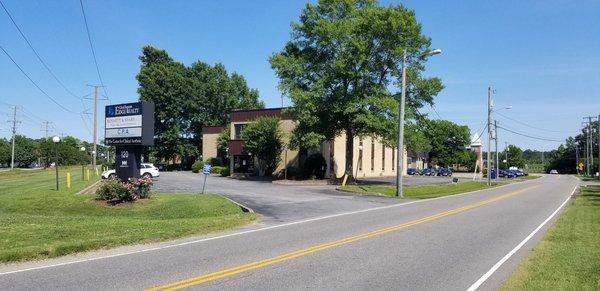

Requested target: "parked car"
[
  {"left": 549, "top": 169, "right": 559, "bottom": 174},
  {"left": 497, "top": 169, "right": 516, "bottom": 178},
  {"left": 437, "top": 168, "right": 453, "bottom": 177},
  {"left": 422, "top": 168, "right": 437, "bottom": 176},
  {"left": 101, "top": 163, "right": 160, "bottom": 179},
  {"left": 407, "top": 168, "right": 421, "bottom": 175}
]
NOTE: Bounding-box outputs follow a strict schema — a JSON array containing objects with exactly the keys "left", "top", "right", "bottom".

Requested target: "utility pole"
[
  {"left": 583, "top": 116, "right": 596, "bottom": 176},
  {"left": 9, "top": 106, "right": 20, "bottom": 169},
  {"left": 85, "top": 85, "right": 106, "bottom": 173},
  {"left": 505, "top": 142, "right": 509, "bottom": 168},
  {"left": 494, "top": 120, "right": 499, "bottom": 179},
  {"left": 576, "top": 145, "right": 580, "bottom": 175},
  {"left": 582, "top": 121, "right": 590, "bottom": 176},
  {"left": 541, "top": 150, "right": 544, "bottom": 172},
  {"left": 40, "top": 121, "right": 53, "bottom": 138},
  {"left": 487, "top": 86, "right": 492, "bottom": 185},
  {"left": 597, "top": 114, "right": 599, "bottom": 179}
]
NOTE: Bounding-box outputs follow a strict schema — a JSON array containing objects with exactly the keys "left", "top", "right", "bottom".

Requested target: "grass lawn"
[
  {"left": 340, "top": 181, "right": 504, "bottom": 199},
  {"left": 501, "top": 186, "right": 600, "bottom": 290},
  {"left": 0, "top": 167, "right": 256, "bottom": 263}
]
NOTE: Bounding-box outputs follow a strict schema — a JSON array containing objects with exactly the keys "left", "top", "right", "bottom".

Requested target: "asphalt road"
[{"left": 0, "top": 175, "right": 577, "bottom": 290}]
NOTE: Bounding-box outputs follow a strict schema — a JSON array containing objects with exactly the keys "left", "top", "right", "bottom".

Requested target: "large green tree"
[
  {"left": 241, "top": 117, "right": 283, "bottom": 176},
  {"left": 270, "top": 0, "right": 443, "bottom": 178},
  {"left": 422, "top": 120, "right": 470, "bottom": 166},
  {"left": 501, "top": 144, "right": 526, "bottom": 169},
  {"left": 546, "top": 137, "right": 578, "bottom": 174},
  {"left": 11, "top": 135, "right": 38, "bottom": 167},
  {"left": 137, "top": 46, "right": 264, "bottom": 163}
]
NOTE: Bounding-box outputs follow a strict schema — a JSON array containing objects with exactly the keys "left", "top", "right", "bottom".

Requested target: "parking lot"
[{"left": 153, "top": 171, "right": 471, "bottom": 224}]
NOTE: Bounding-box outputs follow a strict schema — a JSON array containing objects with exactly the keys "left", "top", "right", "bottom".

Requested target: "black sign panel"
[
  {"left": 104, "top": 102, "right": 154, "bottom": 146},
  {"left": 115, "top": 146, "right": 141, "bottom": 181}
]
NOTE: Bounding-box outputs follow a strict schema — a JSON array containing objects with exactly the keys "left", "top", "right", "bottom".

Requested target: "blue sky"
[{"left": 1, "top": 0, "right": 599, "bottom": 151}]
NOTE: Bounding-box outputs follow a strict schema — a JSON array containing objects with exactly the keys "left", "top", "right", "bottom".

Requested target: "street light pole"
[
  {"left": 487, "top": 87, "right": 492, "bottom": 186},
  {"left": 495, "top": 120, "right": 499, "bottom": 180},
  {"left": 52, "top": 136, "right": 60, "bottom": 190},
  {"left": 396, "top": 48, "right": 441, "bottom": 197},
  {"left": 396, "top": 49, "right": 407, "bottom": 198},
  {"left": 80, "top": 146, "right": 86, "bottom": 180}
]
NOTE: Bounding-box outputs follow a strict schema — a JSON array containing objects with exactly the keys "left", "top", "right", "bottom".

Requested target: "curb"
[
  {"left": 76, "top": 180, "right": 101, "bottom": 195},
  {"left": 221, "top": 196, "right": 254, "bottom": 213}
]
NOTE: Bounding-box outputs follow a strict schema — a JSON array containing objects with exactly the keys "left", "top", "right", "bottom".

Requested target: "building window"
[
  {"left": 371, "top": 138, "right": 375, "bottom": 171},
  {"left": 392, "top": 147, "right": 395, "bottom": 171},
  {"left": 382, "top": 144, "right": 385, "bottom": 171},
  {"left": 358, "top": 139, "right": 363, "bottom": 171},
  {"left": 234, "top": 124, "right": 246, "bottom": 139}
]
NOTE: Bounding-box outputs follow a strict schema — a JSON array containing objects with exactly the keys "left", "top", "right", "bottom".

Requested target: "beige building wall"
[
  {"left": 330, "top": 133, "right": 407, "bottom": 178},
  {"left": 202, "top": 133, "right": 220, "bottom": 160}
]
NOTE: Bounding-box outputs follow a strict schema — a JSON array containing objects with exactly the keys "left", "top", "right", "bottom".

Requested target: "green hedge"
[{"left": 191, "top": 160, "right": 204, "bottom": 173}]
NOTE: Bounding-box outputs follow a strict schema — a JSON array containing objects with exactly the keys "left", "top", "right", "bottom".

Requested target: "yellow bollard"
[
  {"left": 341, "top": 174, "right": 349, "bottom": 187},
  {"left": 67, "top": 173, "right": 71, "bottom": 189},
  {"left": 95, "top": 167, "right": 99, "bottom": 177},
  {"left": 86, "top": 169, "right": 90, "bottom": 181}
]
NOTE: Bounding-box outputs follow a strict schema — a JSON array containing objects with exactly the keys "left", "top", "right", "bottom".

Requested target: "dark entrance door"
[{"left": 233, "top": 155, "right": 254, "bottom": 173}]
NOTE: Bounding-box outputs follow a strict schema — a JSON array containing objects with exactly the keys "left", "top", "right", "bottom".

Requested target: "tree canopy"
[
  {"left": 501, "top": 144, "right": 526, "bottom": 169},
  {"left": 241, "top": 117, "right": 283, "bottom": 176},
  {"left": 137, "top": 45, "right": 264, "bottom": 162},
  {"left": 270, "top": 0, "right": 443, "bottom": 177},
  {"left": 422, "top": 119, "right": 470, "bottom": 166}
]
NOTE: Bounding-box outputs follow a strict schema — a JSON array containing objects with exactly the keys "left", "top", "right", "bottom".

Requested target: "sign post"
[
  {"left": 105, "top": 102, "right": 154, "bottom": 181},
  {"left": 201, "top": 164, "right": 211, "bottom": 195}
]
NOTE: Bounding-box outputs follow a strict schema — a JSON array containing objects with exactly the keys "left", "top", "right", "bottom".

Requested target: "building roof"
[
  {"left": 230, "top": 107, "right": 292, "bottom": 122},
  {"left": 470, "top": 133, "right": 482, "bottom": 147}
]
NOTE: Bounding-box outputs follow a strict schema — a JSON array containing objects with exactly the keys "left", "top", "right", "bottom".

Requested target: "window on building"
[
  {"left": 371, "top": 138, "right": 375, "bottom": 171},
  {"left": 234, "top": 124, "right": 246, "bottom": 139},
  {"left": 382, "top": 144, "right": 385, "bottom": 171},
  {"left": 358, "top": 139, "right": 363, "bottom": 171},
  {"left": 392, "top": 147, "right": 395, "bottom": 171}
]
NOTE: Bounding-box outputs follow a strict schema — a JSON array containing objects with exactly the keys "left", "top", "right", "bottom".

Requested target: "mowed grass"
[
  {"left": 0, "top": 167, "right": 256, "bottom": 263},
  {"left": 501, "top": 186, "right": 600, "bottom": 290},
  {"left": 340, "top": 181, "right": 504, "bottom": 199}
]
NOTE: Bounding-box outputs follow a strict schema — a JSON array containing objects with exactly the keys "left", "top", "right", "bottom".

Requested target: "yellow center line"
[{"left": 147, "top": 185, "right": 538, "bottom": 291}]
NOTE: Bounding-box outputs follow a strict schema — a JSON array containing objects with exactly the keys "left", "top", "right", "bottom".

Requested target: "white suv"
[{"left": 101, "top": 163, "right": 160, "bottom": 179}]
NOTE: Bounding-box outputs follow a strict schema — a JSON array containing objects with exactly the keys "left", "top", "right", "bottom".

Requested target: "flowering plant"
[
  {"left": 96, "top": 176, "right": 153, "bottom": 203},
  {"left": 128, "top": 176, "right": 153, "bottom": 199}
]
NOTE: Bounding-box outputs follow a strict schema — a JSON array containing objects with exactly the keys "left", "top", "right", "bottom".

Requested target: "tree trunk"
[{"left": 345, "top": 128, "right": 354, "bottom": 181}]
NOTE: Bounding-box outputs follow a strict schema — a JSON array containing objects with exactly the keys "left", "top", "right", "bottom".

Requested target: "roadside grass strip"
[
  {"left": 341, "top": 181, "right": 505, "bottom": 199},
  {"left": 0, "top": 168, "right": 256, "bottom": 263},
  {"left": 501, "top": 185, "right": 600, "bottom": 290},
  {"left": 147, "top": 185, "right": 538, "bottom": 290}
]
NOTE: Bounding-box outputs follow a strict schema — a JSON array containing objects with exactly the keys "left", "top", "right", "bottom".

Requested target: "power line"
[
  {"left": 497, "top": 125, "right": 564, "bottom": 142},
  {"left": 430, "top": 104, "right": 443, "bottom": 120},
  {"left": 79, "top": 0, "right": 109, "bottom": 101},
  {"left": 0, "top": 0, "right": 81, "bottom": 100},
  {"left": 495, "top": 111, "right": 564, "bottom": 133},
  {"left": 0, "top": 45, "right": 79, "bottom": 114}
]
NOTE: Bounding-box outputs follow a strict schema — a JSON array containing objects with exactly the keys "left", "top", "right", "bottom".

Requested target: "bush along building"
[{"left": 202, "top": 108, "right": 409, "bottom": 179}]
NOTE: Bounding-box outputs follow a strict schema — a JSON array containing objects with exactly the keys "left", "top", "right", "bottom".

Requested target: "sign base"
[{"left": 115, "top": 146, "right": 142, "bottom": 181}]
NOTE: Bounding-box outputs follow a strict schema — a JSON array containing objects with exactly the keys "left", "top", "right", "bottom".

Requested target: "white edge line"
[
  {"left": 466, "top": 185, "right": 577, "bottom": 291},
  {"left": 0, "top": 178, "right": 539, "bottom": 276}
]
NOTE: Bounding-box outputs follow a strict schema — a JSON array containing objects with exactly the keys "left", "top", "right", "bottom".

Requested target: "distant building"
[
  {"left": 202, "top": 107, "right": 408, "bottom": 178},
  {"left": 468, "top": 132, "right": 484, "bottom": 173}
]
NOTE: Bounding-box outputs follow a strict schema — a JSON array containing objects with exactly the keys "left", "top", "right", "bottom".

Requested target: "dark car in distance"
[
  {"left": 437, "top": 168, "right": 453, "bottom": 177},
  {"left": 407, "top": 168, "right": 421, "bottom": 175},
  {"left": 422, "top": 168, "right": 437, "bottom": 176}
]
